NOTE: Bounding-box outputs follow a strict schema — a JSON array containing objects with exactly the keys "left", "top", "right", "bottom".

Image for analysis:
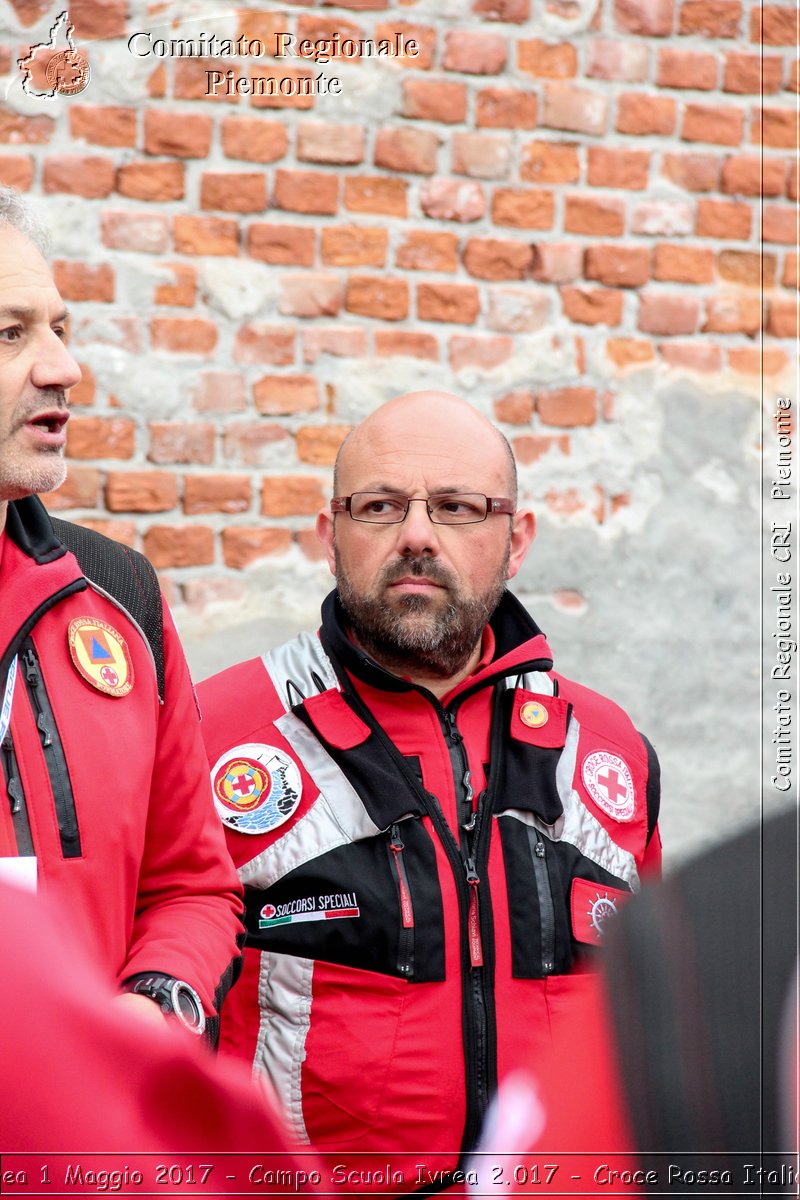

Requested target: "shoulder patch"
[
  {"left": 581, "top": 750, "right": 636, "bottom": 822},
  {"left": 68, "top": 617, "right": 134, "bottom": 697},
  {"left": 211, "top": 743, "right": 302, "bottom": 835}
]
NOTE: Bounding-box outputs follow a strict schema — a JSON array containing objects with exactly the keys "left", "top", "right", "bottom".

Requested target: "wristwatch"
[{"left": 125, "top": 973, "right": 206, "bottom": 1036}]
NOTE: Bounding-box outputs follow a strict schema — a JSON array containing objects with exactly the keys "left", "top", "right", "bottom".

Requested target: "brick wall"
[{"left": 1, "top": 0, "right": 796, "bottom": 624}]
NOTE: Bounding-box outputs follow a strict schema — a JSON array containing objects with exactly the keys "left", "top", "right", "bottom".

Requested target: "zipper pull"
[
  {"left": 390, "top": 825, "right": 415, "bottom": 930},
  {"left": 23, "top": 649, "right": 38, "bottom": 685},
  {"left": 465, "top": 857, "right": 483, "bottom": 968},
  {"left": 444, "top": 711, "right": 462, "bottom": 745},
  {"left": 2, "top": 737, "right": 23, "bottom": 815},
  {"left": 22, "top": 647, "right": 52, "bottom": 747}
]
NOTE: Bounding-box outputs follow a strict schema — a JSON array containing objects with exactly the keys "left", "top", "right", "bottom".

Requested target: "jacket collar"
[{"left": 6, "top": 496, "right": 68, "bottom": 565}]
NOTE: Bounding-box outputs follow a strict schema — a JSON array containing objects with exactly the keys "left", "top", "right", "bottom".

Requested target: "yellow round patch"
[
  {"left": 68, "top": 618, "right": 134, "bottom": 698},
  {"left": 520, "top": 700, "right": 548, "bottom": 728}
]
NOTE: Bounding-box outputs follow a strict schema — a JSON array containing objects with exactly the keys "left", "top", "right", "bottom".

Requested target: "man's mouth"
[{"left": 24, "top": 409, "right": 70, "bottom": 446}]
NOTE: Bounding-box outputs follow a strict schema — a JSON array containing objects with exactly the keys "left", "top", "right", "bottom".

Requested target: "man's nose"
[
  {"left": 30, "top": 331, "right": 82, "bottom": 393},
  {"left": 395, "top": 498, "right": 441, "bottom": 557}
]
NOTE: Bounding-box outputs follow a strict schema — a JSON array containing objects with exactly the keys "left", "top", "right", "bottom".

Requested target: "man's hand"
[{"left": 114, "top": 991, "right": 170, "bottom": 1026}]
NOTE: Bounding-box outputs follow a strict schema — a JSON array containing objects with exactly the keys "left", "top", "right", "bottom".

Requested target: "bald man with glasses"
[{"left": 199, "top": 392, "right": 661, "bottom": 1191}]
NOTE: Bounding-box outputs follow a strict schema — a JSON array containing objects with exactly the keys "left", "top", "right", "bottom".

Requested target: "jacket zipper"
[
  {"left": 527, "top": 828, "right": 555, "bottom": 974},
  {"left": 1, "top": 732, "right": 35, "bottom": 856},
  {"left": 21, "top": 639, "right": 82, "bottom": 859},
  {"left": 389, "top": 823, "right": 415, "bottom": 978}
]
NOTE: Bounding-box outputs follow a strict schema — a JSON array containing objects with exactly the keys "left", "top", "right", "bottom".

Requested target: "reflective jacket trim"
[
  {"left": 256, "top": 951, "right": 313, "bottom": 1145},
  {"left": 238, "top": 710, "right": 383, "bottom": 889},
  {"left": 262, "top": 632, "right": 340, "bottom": 713},
  {"left": 501, "top": 670, "right": 554, "bottom": 696}
]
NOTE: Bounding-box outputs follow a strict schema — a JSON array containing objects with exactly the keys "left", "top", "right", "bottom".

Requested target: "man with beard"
[
  {"left": 0, "top": 186, "right": 243, "bottom": 1039},
  {"left": 199, "top": 392, "right": 661, "bottom": 1189}
]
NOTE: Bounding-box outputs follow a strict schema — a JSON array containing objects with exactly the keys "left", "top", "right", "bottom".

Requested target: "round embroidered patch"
[
  {"left": 211, "top": 743, "right": 302, "bottom": 835},
  {"left": 519, "top": 700, "right": 549, "bottom": 728},
  {"left": 582, "top": 750, "right": 635, "bottom": 822},
  {"left": 588, "top": 892, "right": 618, "bottom": 939},
  {"left": 67, "top": 618, "right": 134, "bottom": 698}
]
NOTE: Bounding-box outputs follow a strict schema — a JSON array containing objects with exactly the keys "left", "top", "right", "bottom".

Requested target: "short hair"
[{"left": 0, "top": 186, "right": 50, "bottom": 255}]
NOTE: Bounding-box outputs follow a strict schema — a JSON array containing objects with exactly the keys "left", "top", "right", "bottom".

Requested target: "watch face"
[{"left": 172, "top": 981, "right": 205, "bottom": 1035}]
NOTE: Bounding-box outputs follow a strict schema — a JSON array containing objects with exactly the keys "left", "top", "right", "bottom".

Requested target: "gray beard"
[{"left": 336, "top": 552, "right": 508, "bottom": 681}]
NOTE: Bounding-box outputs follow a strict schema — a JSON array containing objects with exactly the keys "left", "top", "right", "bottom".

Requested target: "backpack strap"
[{"left": 51, "top": 518, "right": 166, "bottom": 703}]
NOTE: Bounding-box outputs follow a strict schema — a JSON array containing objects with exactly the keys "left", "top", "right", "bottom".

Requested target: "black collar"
[{"left": 6, "top": 497, "right": 67, "bottom": 565}]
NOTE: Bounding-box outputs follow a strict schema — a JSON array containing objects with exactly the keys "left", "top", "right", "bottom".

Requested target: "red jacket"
[
  {"left": 199, "top": 590, "right": 661, "bottom": 1188},
  {"left": 0, "top": 498, "right": 243, "bottom": 1014}
]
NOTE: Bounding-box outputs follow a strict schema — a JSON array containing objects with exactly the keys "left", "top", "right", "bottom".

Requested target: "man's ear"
[
  {"left": 316, "top": 507, "right": 336, "bottom": 576},
  {"left": 506, "top": 507, "right": 536, "bottom": 580}
]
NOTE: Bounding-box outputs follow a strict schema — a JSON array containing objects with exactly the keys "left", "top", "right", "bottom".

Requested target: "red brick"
[
  {"left": 763, "top": 207, "right": 797, "bottom": 243},
  {"left": 261, "top": 476, "right": 327, "bottom": 517},
  {"left": 472, "top": 0, "right": 531, "bottom": 20},
  {"left": 658, "top": 342, "right": 722, "bottom": 372},
  {"left": 420, "top": 178, "right": 486, "bottom": 221},
  {"left": 632, "top": 201, "right": 694, "bottom": 235},
  {"left": 661, "top": 152, "right": 719, "bottom": 191},
  {"left": 637, "top": 293, "right": 700, "bottom": 335},
  {"left": 279, "top": 273, "right": 342, "bottom": 318},
  {"left": 679, "top": 0, "right": 742, "bottom": 36},
  {"left": 615, "top": 0, "right": 674, "bottom": 34},
  {"left": 41, "top": 466, "right": 100, "bottom": 512},
  {"left": 443, "top": 29, "right": 507, "bottom": 74},
  {"left": 148, "top": 422, "right": 215, "bottom": 465},
  {"left": 344, "top": 175, "right": 408, "bottom": 217},
  {"left": 521, "top": 141, "right": 580, "bottom": 183},
  {"left": 248, "top": 68, "right": 318, "bottom": 111},
  {"left": 374, "top": 331, "right": 439, "bottom": 360},
  {"left": 116, "top": 161, "right": 184, "bottom": 202},
  {"left": 513, "top": 435, "right": 571, "bottom": 465},
  {"left": 151, "top": 318, "right": 218, "bottom": 356},
  {"left": 789, "top": 163, "right": 798, "bottom": 201},
  {"left": 296, "top": 425, "right": 350, "bottom": 467},
  {"left": 253, "top": 375, "right": 320, "bottom": 415},
  {"left": 652, "top": 244, "right": 715, "bottom": 283},
  {"left": 174, "top": 58, "right": 240, "bottom": 104},
  {"left": 274, "top": 169, "right": 338, "bottom": 214},
  {"left": 452, "top": 132, "right": 512, "bottom": 179},
  {"left": 0, "top": 155, "right": 34, "bottom": 190},
  {"left": 345, "top": 276, "right": 409, "bottom": 321},
  {"left": 717, "top": 249, "right": 776, "bottom": 286},
  {"left": 476, "top": 88, "right": 537, "bottom": 129},
  {"left": 247, "top": 223, "right": 315, "bottom": 267},
  {"left": 448, "top": 335, "right": 513, "bottom": 373},
  {"left": 223, "top": 423, "right": 291, "bottom": 467},
  {"left": 154, "top": 263, "right": 196, "bottom": 307},
  {"left": 682, "top": 104, "right": 744, "bottom": 146},
  {"left": 517, "top": 40, "right": 577, "bottom": 78},
  {"left": 52, "top": 261, "right": 114, "bottom": 303},
  {"left": 531, "top": 243, "right": 583, "bottom": 283},
  {"left": 565, "top": 196, "right": 626, "bottom": 236},
  {"left": 729, "top": 347, "right": 790, "bottom": 376},
  {"left": 541, "top": 82, "right": 608, "bottom": 135},
  {"left": 704, "top": 295, "right": 762, "bottom": 335},
  {"left": 69, "top": 106, "right": 136, "bottom": 148},
  {"left": 486, "top": 288, "right": 550, "bottom": 332},
  {"left": 72, "top": 317, "right": 141, "bottom": 355},
  {"left": 101, "top": 211, "right": 168, "bottom": 255},
  {"left": 494, "top": 391, "right": 534, "bottom": 425},
  {"left": 200, "top": 171, "right": 267, "bottom": 213},
  {"left": 143, "top": 111, "right": 212, "bottom": 158},
  {"left": 723, "top": 53, "right": 783, "bottom": 93},
  {"left": 587, "top": 146, "right": 650, "bottom": 189},
  {"left": 74, "top": 518, "right": 136, "bottom": 547},
  {"left": 66, "top": 0, "right": 125, "bottom": 39},
  {"left": 658, "top": 48, "right": 718, "bottom": 89},
  {"left": 373, "top": 21, "right": 437, "bottom": 69},
  {"left": 375, "top": 128, "right": 438, "bottom": 175},
  {"left": 782, "top": 253, "right": 797, "bottom": 288},
  {"left": 236, "top": 9, "right": 291, "bottom": 42},
  {"left": 192, "top": 372, "right": 248, "bottom": 414},
  {"left": 696, "top": 198, "right": 752, "bottom": 238},
  {"left": 173, "top": 215, "right": 239, "bottom": 257},
  {"left": 616, "top": 93, "right": 677, "bottom": 137},
  {"left": 43, "top": 156, "right": 114, "bottom": 199},
  {"left": 297, "top": 122, "right": 365, "bottom": 165},
  {"left": 105, "top": 471, "right": 177, "bottom": 513},
  {"left": 537, "top": 387, "right": 597, "bottom": 427},
  {"left": 303, "top": 327, "right": 368, "bottom": 363},
  {"left": 147, "top": 65, "right": 167, "bottom": 100},
  {"left": 66, "top": 417, "right": 135, "bottom": 460},
  {"left": 561, "top": 288, "right": 624, "bottom": 326},
  {"left": 750, "top": 5, "right": 797, "bottom": 43},
  {"left": 605, "top": 338, "right": 656, "bottom": 369},
  {"left": 222, "top": 528, "right": 292, "bottom": 569},
  {"left": 0, "top": 112, "right": 54, "bottom": 144},
  {"left": 322, "top": 226, "right": 388, "bottom": 268},
  {"left": 403, "top": 78, "right": 467, "bottom": 124},
  {"left": 491, "top": 188, "right": 555, "bottom": 229},
  {"left": 464, "top": 237, "right": 533, "bottom": 280},
  {"left": 68, "top": 365, "right": 95, "bottom": 408},
  {"left": 234, "top": 324, "right": 295, "bottom": 366},
  {"left": 721, "top": 155, "right": 785, "bottom": 196},
  {"left": 417, "top": 283, "right": 481, "bottom": 324},
  {"left": 585, "top": 246, "right": 650, "bottom": 287},
  {"left": 183, "top": 475, "right": 251, "bottom": 515},
  {"left": 221, "top": 116, "right": 288, "bottom": 163},
  {"left": 143, "top": 526, "right": 214, "bottom": 569},
  {"left": 754, "top": 107, "right": 799, "bottom": 150},
  {"left": 293, "top": 13, "right": 365, "bottom": 57},
  {"left": 586, "top": 40, "right": 648, "bottom": 81},
  {"left": 396, "top": 231, "right": 458, "bottom": 272}
]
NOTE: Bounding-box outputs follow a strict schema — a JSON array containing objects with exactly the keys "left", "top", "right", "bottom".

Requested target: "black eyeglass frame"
[{"left": 330, "top": 492, "right": 516, "bottom": 525}]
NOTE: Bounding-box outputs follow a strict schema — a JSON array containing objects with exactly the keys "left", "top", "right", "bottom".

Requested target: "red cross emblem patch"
[{"left": 581, "top": 750, "right": 635, "bottom": 822}]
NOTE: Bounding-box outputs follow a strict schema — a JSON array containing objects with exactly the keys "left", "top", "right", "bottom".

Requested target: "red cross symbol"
[
  {"left": 596, "top": 767, "right": 627, "bottom": 804},
  {"left": 100, "top": 665, "right": 119, "bottom": 687},
  {"left": 231, "top": 772, "right": 255, "bottom": 796}
]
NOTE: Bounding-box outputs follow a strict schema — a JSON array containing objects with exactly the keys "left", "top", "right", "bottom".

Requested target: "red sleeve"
[{"left": 120, "top": 600, "right": 243, "bottom": 1013}]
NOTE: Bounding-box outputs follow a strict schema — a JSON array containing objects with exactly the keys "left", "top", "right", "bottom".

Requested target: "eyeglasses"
[{"left": 330, "top": 492, "right": 516, "bottom": 525}]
